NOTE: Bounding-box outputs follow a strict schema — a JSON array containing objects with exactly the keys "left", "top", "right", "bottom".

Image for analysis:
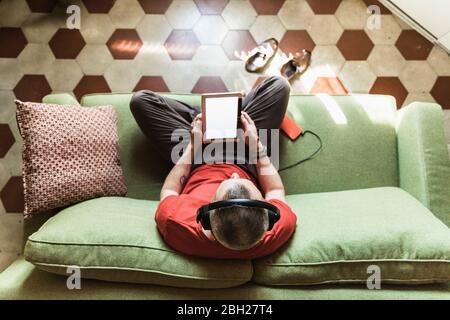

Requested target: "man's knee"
[
  {"left": 268, "top": 75, "right": 290, "bottom": 97},
  {"left": 130, "top": 90, "right": 158, "bottom": 114}
]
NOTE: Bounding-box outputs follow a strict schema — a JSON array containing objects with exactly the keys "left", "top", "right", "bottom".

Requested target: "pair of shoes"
[{"left": 245, "top": 38, "right": 311, "bottom": 81}]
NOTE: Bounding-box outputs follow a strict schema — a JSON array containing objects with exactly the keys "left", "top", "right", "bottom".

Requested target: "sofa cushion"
[
  {"left": 24, "top": 197, "right": 253, "bottom": 288},
  {"left": 15, "top": 100, "right": 127, "bottom": 217},
  {"left": 253, "top": 187, "right": 450, "bottom": 285}
]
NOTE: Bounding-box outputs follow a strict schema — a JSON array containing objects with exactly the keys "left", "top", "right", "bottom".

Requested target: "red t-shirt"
[{"left": 155, "top": 164, "right": 297, "bottom": 259}]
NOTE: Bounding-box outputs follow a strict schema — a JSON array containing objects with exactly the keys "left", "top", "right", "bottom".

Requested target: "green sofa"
[{"left": 1, "top": 92, "right": 450, "bottom": 299}]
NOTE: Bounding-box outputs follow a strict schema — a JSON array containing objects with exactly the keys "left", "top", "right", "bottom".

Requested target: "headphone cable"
[{"left": 278, "top": 130, "right": 322, "bottom": 172}]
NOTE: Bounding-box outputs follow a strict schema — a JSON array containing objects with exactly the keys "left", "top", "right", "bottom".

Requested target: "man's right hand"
[
  {"left": 240, "top": 111, "right": 259, "bottom": 146},
  {"left": 190, "top": 113, "right": 203, "bottom": 148}
]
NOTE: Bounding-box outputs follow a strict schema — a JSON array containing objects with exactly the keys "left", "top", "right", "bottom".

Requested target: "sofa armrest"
[
  {"left": 42, "top": 93, "right": 80, "bottom": 106},
  {"left": 396, "top": 102, "right": 450, "bottom": 226}
]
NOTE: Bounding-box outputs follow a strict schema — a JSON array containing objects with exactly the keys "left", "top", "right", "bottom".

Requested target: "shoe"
[
  {"left": 245, "top": 38, "right": 279, "bottom": 73},
  {"left": 280, "top": 49, "right": 311, "bottom": 81}
]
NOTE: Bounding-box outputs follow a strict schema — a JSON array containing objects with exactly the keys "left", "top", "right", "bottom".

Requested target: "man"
[{"left": 130, "top": 76, "right": 297, "bottom": 259}]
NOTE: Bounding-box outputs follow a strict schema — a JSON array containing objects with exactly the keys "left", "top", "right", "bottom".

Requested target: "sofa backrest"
[{"left": 80, "top": 93, "right": 399, "bottom": 200}]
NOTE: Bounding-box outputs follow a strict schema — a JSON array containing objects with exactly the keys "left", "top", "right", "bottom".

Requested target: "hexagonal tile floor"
[{"left": 1, "top": 0, "right": 450, "bottom": 272}]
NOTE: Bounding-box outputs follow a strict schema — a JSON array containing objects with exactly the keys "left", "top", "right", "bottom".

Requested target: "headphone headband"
[{"left": 196, "top": 199, "right": 280, "bottom": 231}]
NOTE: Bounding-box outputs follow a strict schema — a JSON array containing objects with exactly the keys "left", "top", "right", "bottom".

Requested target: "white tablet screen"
[{"left": 204, "top": 96, "right": 239, "bottom": 140}]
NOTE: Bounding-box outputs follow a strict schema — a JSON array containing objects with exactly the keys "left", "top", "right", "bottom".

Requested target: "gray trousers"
[{"left": 130, "top": 76, "right": 290, "bottom": 176}]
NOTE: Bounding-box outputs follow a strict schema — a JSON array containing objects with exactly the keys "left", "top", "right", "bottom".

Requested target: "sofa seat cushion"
[
  {"left": 24, "top": 197, "right": 253, "bottom": 289},
  {"left": 253, "top": 187, "right": 450, "bottom": 286}
]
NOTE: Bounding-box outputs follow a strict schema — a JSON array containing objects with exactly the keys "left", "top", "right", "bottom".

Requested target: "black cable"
[{"left": 278, "top": 130, "right": 322, "bottom": 172}]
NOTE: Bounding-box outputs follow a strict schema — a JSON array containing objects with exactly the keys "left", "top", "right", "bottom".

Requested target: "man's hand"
[
  {"left": 240, "top": 111, "right": 258, "bottom": 146},
  {"left": 191, "top": 113, "right": 203, "bottom": 141}
]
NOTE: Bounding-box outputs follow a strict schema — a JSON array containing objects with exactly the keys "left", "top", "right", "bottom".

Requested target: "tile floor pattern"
[{"left": 0, "top": 0, "right": 450, "bottom": 271}]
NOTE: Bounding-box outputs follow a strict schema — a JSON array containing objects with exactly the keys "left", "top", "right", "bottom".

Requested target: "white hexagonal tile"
[
  {"left": 306, "top": 15, "right": 343, "bottom": 46},
  {"left": 18, "top": 44, "right": 55, "bottom": 74},
  {"left": 427, "top": 46, "right": 450, "bottom": 76},
  {"left": 364, "top": 15, "right": 401, "bottom": 45},
  {"left": 399, "top": 61, "right": 437, "bottom": 93},
  {"left": 402, "top": 93, "right": 436, "bottom": 107},
  {"left": 393, "top": 15, "right": 412, "bottom": 30},
  {"left": 367, "top": 45, "right": 406, "bottom": 76},
  {"left": 289, "top": 78, "right": 308, "bottom": 94},
  {"left": 0, "top": 91, "right": 16, "bottom": 123},
  {"left": 0, "top": 160, "right": 8, "bottom": 193},
  {"left": 339, "top": 61, "right": 376, "bottom": 93},
  {"left": 0, "top": 0, "right": 31, "bottom": 27},
  {"left": 80, "top": 13, "right": 115, "bottom": 44},
  {"left": 222, "top": 0, "right": 257, "bottom": 30},
  {"left": 0, "top": 214, "right": 23, "bottom": 262},
  {"left": 104, "top": 60, "right": 142, "bottom": 92},
  {"left": 76, "top": 44, "right": 114, "bottom": 75},
  {"left": 109, "top": 0, "right": 145, "bottom": 29},
  {"left": 134, "top": 42, "right": 172, "bottom": 76},
  {"left": 45, "top": 60, "right": 83, "bottom": 92},
  {"left": 137, "top": 15, "right": 173, "bottom": 44},
  {"left": 249, "top": 15, "right": 285, "bottom": 44},
  {"left": 2, "top": 138, "right": 22, "bottom": 177},
  {"left": 310, "top": 46, "right": 346, "bottom": 77},
  {"left": 193, "top": 16, "right": 228, "bottom": 45},
  {"left": 192, "top": 46, "right": 229, "bottom": 75},
  {"left": 22, "top": 12, "right": 66, "bottom": 43},
  {"left": 278, "top": 0, "right": 314, "bottom": 30},
  {"left": 221, "top": 61, "right": 259, "bottom": 92},
  {"left": 166, "top": 0, "right": 201, "bottom": 29},
  {"left": 163, "top": 61, "right": 200, "bottom": 92},
  {"left": 335, "top": 0, "right": 368, "bottom": 30},
  {"left": 0, "top": 59, "right": 22, "bottom": 90}
]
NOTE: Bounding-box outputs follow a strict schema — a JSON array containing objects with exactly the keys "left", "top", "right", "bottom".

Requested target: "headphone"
[{"left": 196, "top": 199, "right": 280, "bottom": 231}]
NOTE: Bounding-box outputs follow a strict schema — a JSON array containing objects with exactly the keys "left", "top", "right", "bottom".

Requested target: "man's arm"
[
  {"left": 241, "top": 112, "right": 286, "bottom": 202},
  {"left": 255, "top": 143, "right": 285, "bottom": 201},
  {"left": 160, "top": 142, "right": 193, "bottom": 201},
  {"left": 160, "top": 114, "right": 203, "bottom": 201}
]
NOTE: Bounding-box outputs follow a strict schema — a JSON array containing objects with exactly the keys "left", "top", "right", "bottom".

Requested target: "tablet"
[{"left": 201, "top": 92, "right": 243, "bottom": 142}]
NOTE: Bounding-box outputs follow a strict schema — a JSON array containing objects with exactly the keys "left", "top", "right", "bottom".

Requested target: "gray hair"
[{"left": 210, "top": 183, "right": 268, "bottom": 251}]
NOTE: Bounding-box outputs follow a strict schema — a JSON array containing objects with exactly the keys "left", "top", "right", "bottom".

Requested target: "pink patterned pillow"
[{"left": 15, "top": 100, "right": 127, "bottom": 218}]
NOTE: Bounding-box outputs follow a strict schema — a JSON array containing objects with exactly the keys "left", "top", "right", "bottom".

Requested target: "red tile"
[
  {"left": 395, "top": 30, "right": 433, "bottom": 60},
  {"left": 194, "top": 0, "right": 228, "bottom": 14},
  {"left": 362, "top": 0, "right": 391, "bottom": 14},
  {"left": 134, "top": 76, "right": 170, "bottom": 92},
  {"left": 49, "top": 29, "right": 86, "bottom": 59},
  {"left": 222, "top": 30, "right": 257, "bottom": 60},
  {"left": 337, "top": 30, "right": 374, "bottom": 60},
  {"left": 279, "top": 30, "right": 315, "bottom": 56},
  {"left": 73, "top": 75, "right": 111, "bottom": 101},
  {"left": 26, "top": 0, "right": 57, "bottom": 12},
  {"left": 0, "top": 27, "right": 27, "bottom": 58},
  {"left": 13, "top": 75, "right": 52, "bottom": 102},
  {"left": 106, "top": 29, "right": 143, "bottom": 60},
  {"left": 82, "top": 0, "right": 116, "bottom": 13},
  {"left": 250, "top": 0, "right": 285, "bottom": 15},
  {"left": 310, "top": 77, "right": 348, "bottom": 94},
  {"left": 191, "top": 76, "right": 228, "bottom": 93},
  {"left": 138, "top": 0, "right": 173, "bottom": 14},
  {"left": 0, "top": 176, "right": 24, "bottom": 213},
  {"left": 306, "top": 0, "right": 341, "bottom": 14},
  {"left": 164, "top": 30, "right": 201, "bottom": 60},
  {"left": 370, "top": 77, "right": 408, "bottom": 107},
  {"left": 0, "top": 124, "right": 15, "bottom": 158},
  {"left": 430, "top": 76, "right": 450, "bottom": 109}
]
